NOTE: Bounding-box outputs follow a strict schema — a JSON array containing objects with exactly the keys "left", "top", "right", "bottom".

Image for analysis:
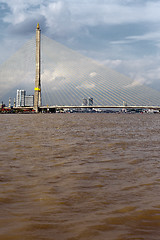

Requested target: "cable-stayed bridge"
[{"left": 0, "top": 25, "right": 160, "bottom": 111}]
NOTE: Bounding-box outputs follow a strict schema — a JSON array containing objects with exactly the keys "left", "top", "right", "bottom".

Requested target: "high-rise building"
[
  {"left": 82, "top": 98, "right": 87, "bottom": 106},
  {"left": 88, "top": 97, "right": 93, "bottom": 106},
  {"left": 16, "top": 90, "right": 26, "bottom": 107},
  {"left": 13, "top": 98, "right": 16, "bottom": 108},
  {"left": 16, "top": 90, "right": 34, "bottom": 107},
  {"left": 123, "top": 101, "right": 127, "bottom": 107},
  {"left": 25, "top": 95, "right": 34, "bottom": 107}
]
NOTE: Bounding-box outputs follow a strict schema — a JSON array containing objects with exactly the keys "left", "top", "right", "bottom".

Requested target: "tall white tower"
[{"left": 34, "top": 23, "right": 41, "bottom": 112}]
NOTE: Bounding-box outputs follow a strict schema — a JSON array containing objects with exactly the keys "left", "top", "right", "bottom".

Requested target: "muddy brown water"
[{"left": 0, "top": 113, "right": 160, "bottom": 240}]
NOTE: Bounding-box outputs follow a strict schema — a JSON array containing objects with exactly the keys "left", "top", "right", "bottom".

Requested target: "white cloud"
[
  {"left": 102, "top": 59, "right": 122, "bottom": 68},
  {"left": 42, "top": 67, "right": 67, "bottom": 83},
  {"left": 125, "top": 80, "right": 143, "bottom": 88},
  {"left": 1, "top": 0, "right": 160, "bottom": 47},
  {"left": 40, "top": 1, "right": 72, "bottom": 34},
  {"left": 1, "top": 0, "right": 43, "bottom": 24},
  {"left": 2, "top": 0, "right": 160, "bottom": 30},
  {"left": 68, "top": 0, "right": 160, "bottom": 27},
  {"left": 102, "top": 57, "right": 160, "bottom": 89},
  {"left": 89, "top": 72, "right": 97, "bottom": 77},
  {"left": 126, "top": 32, "right": 160, "bottom": 42},
  {"left": 76, "top": 83, "right": 95, "bottom": 89}
]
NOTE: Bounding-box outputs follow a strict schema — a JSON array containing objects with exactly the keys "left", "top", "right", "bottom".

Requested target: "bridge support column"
[{"left": 34, "top": 23, "right": 41, "bottom": 113}]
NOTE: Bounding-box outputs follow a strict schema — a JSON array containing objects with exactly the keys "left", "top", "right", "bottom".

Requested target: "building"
[
  {"left": 0, "top": 102, "right": 5, "bottom": 108},
  {"left": 88, "top": 97, "right": 93, "bottom": 106},
  {"left": 16, "top": 90, "right": 34, "bottom": 107},
  {"left": 82, "top": 98, "right": 87, "bottom": 106},
  {"left": 16, "top": 90, "right": 26, "bottom": 107},
  {"left": 25, "top": 95, "right": 34, "bottom": 107}
]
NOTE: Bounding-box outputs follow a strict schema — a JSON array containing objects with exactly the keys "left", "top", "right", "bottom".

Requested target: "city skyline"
[{"left": 1, "top": 0, "right": 160, "bottom": 92}]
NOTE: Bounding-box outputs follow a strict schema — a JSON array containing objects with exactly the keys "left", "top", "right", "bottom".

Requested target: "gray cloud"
[{"left": 2, "top": 0, "right": 160, "bottom": 31}]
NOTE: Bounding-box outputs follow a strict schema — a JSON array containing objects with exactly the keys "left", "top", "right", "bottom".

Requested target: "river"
[{"left": 0, "top": 113, "right": 160, "bottom": 240}]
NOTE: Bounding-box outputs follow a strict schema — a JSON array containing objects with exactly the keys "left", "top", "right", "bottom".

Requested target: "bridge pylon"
[{"left": 34, "top": 23, "right": 41, "bottom": 112}]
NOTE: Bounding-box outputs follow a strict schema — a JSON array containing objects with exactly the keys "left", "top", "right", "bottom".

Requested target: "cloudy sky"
[{"left": 1, "top": 0, "right": 160, "bottom": 90}]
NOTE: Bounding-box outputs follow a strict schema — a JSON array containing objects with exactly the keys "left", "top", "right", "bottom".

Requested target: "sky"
[{"left": 1, "top": 0, "right": 160, "bottom": 91}]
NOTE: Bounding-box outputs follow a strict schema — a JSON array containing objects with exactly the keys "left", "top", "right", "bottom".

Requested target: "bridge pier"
[{"left": 34, "top": 23, "right": 41, "bottom": 113}]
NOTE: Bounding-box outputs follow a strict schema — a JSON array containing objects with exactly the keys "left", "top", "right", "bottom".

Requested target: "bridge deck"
[{"left": 13, "top": 105, "right": 160, "bottom": 110}]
